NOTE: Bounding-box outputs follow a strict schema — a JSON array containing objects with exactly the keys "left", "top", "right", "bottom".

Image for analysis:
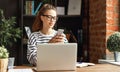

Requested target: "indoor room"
[{"left": 0, "top": 0, "right": 120, "bottom": 72}]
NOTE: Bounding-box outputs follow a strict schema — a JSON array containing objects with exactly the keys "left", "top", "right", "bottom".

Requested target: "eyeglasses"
[{"left": 42, "top": 15, "right": 58, "bottom": 21}]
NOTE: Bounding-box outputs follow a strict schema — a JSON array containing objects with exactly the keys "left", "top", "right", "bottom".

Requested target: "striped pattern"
[{"left": 27, "top": 30, "right": 68, "bottom": 66}]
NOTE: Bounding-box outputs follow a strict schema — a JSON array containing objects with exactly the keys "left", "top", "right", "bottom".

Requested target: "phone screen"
[{"left": 57, "top": 29, "right": 64, "bottom": 35}]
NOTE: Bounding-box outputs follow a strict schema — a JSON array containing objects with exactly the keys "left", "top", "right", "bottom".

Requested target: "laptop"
[{"left": 36, "top": 43, "right": 77, "bottom": 71}]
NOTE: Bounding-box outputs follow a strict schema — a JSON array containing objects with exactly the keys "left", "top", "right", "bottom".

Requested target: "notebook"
[{"left": 36, "top": 43, "right": 77, "bottom": 71}]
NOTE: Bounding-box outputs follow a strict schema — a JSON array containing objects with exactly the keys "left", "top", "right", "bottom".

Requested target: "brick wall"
[
  {"left": 106, "top": 0, "right": 120, "bottom": 59},
  {"left": 106, "top": 0, "right": 120, "bottom": 35},
  {"left": 89, "top": 0, "right": 120, "bottom": 63},
  {"left": 89, "top": 0, "right": 106, "bottom": 63}
]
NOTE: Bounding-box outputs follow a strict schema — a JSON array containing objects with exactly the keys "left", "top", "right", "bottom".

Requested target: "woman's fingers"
[{"left": 49, "top": 34, "right": 64, "bottom": 43}]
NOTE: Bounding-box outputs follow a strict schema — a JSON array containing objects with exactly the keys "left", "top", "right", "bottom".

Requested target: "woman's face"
[{"left": 41, "top": 9, "right": 57, "bottom": 29}]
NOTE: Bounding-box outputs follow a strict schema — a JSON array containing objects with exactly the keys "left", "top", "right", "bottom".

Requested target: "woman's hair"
[{"left": 32, "top": 3, "right": 57, "bottom": 32}]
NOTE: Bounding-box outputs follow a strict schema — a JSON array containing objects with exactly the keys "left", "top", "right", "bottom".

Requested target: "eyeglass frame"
[{"left": 42, "top": 15, "right": 58, "bottom": 21}]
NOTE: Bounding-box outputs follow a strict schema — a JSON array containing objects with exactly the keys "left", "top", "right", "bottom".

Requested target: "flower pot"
[
  {"left": 114, "top": 51, "right": 120, "bottom": 62},
  {"left": 8, "top": 57, "right": 15, "bottom": 69},
  {"left": 0, "top": 58, "right": 8, "bottom": 72}
]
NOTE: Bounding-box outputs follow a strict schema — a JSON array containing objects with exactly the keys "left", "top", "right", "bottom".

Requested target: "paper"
[
  {"left": 8, "top": 69, "right": 33, "bottom": 72},
  {"left": 76, "top": 62, "right": 95, "bottom": 68}
]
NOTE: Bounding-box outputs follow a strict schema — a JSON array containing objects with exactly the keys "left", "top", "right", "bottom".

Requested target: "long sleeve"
[{"left": 27, "top": 33, "right": 37, "bottom": 66}]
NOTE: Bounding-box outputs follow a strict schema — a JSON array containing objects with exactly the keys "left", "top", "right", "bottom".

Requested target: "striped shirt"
[{"left": 27, "top": 30, "right": 68, "bottom": 66}]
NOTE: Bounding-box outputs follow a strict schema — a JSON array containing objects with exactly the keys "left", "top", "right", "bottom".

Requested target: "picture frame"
[
  {"left": 57, "top": 7, "right": 65, "bottom": 15},
  {"left": 67, "top": 0, "right": 82, "bottom": 15}
]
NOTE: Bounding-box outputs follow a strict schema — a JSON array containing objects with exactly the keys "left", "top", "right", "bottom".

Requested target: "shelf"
[
  {"left": 23, "top": 15, "right": 36, "bottom": 17},
  {"left": 23, "top": 14, "right": 81, "bottom": 18},
  {"left": 58, "top": 15, "right": 81, "bottom": 18}
]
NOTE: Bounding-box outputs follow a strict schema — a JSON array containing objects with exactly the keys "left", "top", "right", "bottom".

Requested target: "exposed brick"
[
  {"left": 107, "top": 25, "right": 119, "bottom": 31},
  {"left": 89, "top": 0, "right": 120, "bottom": 63}
]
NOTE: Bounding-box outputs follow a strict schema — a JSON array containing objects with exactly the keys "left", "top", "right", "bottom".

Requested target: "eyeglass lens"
[{"left": 42, "top": 15, "right": 58, "bottom": 21}]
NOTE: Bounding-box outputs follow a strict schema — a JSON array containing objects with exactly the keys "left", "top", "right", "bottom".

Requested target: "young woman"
[{"left": 27, "top": 4, "right": 68, "bottom": 66}]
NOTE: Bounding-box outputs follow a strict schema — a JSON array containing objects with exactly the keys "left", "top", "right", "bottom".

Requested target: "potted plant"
[
  {"left": 0, "top": 9, "right": 21, "bottom": 67},
  {"left": 0, "top": 9, "right": 21, "bottom": 47},
  {"left": 0, "top": 46, "right": 9, "bottom": 72},
  {"left": 107, "top": 32, "right": 120, "bottom": 62}
]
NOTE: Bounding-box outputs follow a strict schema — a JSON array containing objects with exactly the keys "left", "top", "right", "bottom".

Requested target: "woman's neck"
[{"left": 41, "top": 28, "right": 53, "bottom": 35}]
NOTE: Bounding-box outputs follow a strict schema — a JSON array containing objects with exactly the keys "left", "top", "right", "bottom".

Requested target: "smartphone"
[{"left": 57, "top": 29, "right": 64, "bottom": 35}]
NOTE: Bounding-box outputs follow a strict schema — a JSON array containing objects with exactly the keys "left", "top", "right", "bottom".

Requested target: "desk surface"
[{"left": 13, "top": 64, "right": 120, "bottom": 72}]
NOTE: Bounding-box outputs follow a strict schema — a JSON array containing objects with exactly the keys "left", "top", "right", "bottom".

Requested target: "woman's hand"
[{"left": 49, "top": 34, "right": 65, "bottom": 43}]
